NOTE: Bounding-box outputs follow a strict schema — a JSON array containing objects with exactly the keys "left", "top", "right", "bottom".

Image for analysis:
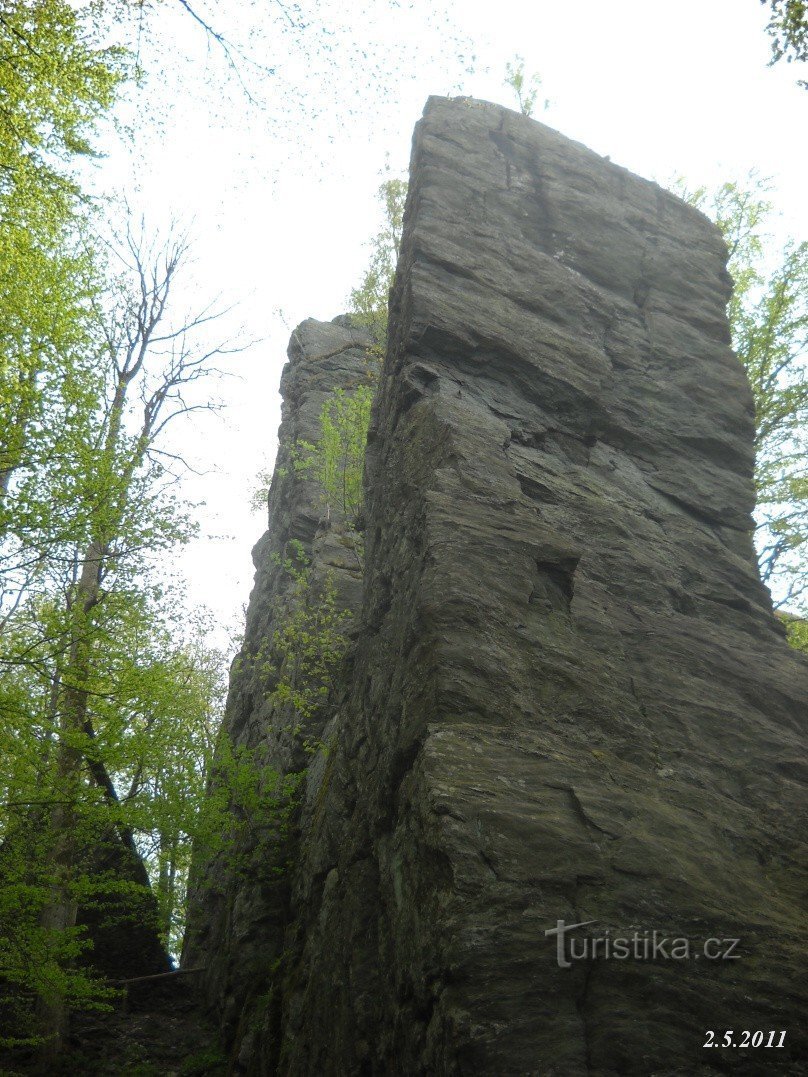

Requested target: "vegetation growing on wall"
[
  {"left": 259, "top": 542, "right": 353, "bottom": 739},
  {"left": 288, "top": 175, "right": 406, "bottom": 544},
  {"left": 347, "top": 174, "right": 407, "bottom": 352},
  {"left": 252, "top": 177, "right": 405, "bottom": 525},
  {"left": 294, "top": 386, "right": 375, "bottom": 532},
  {"left": 504, "top": 56, "right": 549, "bottom": 116}
]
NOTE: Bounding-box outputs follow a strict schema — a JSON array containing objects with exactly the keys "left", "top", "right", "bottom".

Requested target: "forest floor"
[{"left": 0, "top": 974, "right": 227, "bottom": 1076}]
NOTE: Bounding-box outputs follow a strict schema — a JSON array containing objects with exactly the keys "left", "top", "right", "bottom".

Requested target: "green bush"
[{"left": 295, "top": 386, "right": 374, "bottom": 532}]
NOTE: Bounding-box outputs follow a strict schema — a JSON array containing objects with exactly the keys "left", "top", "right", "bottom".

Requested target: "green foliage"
[
  {"left": 99, "top": 615, "right": 228, "bottom": 957},
  {"left": 0, "top": 4, "right": 130, "bottom": 536},
  {"left": 251, "top": 541, "right": 352, "bottom": 737},
  {"left": 256, "top": 170, "right": 400, "bottom": 526},
  {"left": 760, "top": 0, "right": 807, "bottom": 86},
  {"left": 295, "top": 386, "right": 374, "bottom": 531},
  {"left": 504, "top": 56, "right": 549, "bottom": 117},
  {"left": 782, "top": 612, "right": 808, "bottom": 651},
  {"left": 250, "top": 464, "right": 275, "bottom": 516},
  {"left": 0, "top": 7, "right": 142, "bottom": 1042},
  {"left": 192, "top": 543, "right": 351, "bottom": 872},
  {"left": 0, "top": 0, "right": 128, "bottom": 196},
  {"left": 191, "top": 735, "right": 303, "bottom": 887},
  {"left": 347, "top": 174, "right": 407, "bottom": 349},
  {"left": 0, "top": 601, "right": 225, "bottom": 1018},
  {"left": 188, "top": 543, "right": 352, "bottom": 906},
  {"left": 179, "top": 1041, "right": 229, "bottom": 1076},
  {"left": 677, "top": 177, "right": 807, "bottom": 613},
  {"left": 1, "top": 211, "right": 230, "bottom": 1047},
  {"left": 0, "top": 846, "right": 118, "bottom": 1047}
]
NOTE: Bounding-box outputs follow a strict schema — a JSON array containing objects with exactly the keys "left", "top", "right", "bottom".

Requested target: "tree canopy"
[
  {"left": 0, "top": 2, "right": 236, "bottom": 1055},
  {"left": 761, "top": 0, "right": 808, "bottom": 86},
  {"left": 678, "top": 177, "right": 808, "bottom": 614}
]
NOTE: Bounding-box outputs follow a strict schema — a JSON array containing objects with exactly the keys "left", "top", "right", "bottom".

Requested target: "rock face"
[
  {"left": 182, "top": 317, "right": 375, "bottom": 1057},
  {"left": 186, "top": 98, "right": 808, "bottom": 1075},
  {"left": 76, "top": 834, "right": 170, "bottom": 981}
]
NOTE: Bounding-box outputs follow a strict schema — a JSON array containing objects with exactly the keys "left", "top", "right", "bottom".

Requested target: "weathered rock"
[
  {"left": 76, "top": 831, "right": 170, "bottom": 981},
  {"left": 0, "top": 824, "right": 169, "bottom": 1064},
  {"left": 188, "top": 98, "right": 808, "bottom": 1075},
  {"left": 182, "top": 317, "right": 375, "bottom": 1055}
]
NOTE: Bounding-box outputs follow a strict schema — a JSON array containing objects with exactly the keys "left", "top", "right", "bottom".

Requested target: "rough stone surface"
[
  {"left": 76, "top": 833, "right": 170, "bottom": 981},
  {"left": 182, "top": 317, "right": 375, "bottom": 1056},
  {"left": 187, "top": 98, "right": 808, "bottom": 1075}
]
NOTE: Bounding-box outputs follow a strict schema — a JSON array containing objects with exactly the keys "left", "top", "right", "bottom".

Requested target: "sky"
[{"left": 92, "top": 0, "right": 807, "bottom": 650}]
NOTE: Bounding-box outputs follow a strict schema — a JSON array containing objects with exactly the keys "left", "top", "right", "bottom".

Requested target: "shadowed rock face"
[
  {"left": 182, "top": 318, "right": 375, "bottom": 1053},
  {"left": 187, "top": 98, "right": 808, "bottom": 1075}
]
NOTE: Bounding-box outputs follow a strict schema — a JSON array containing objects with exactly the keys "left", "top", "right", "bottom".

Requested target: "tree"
[
  {"left": 0, "top": 1, "right": 127, "bottom": 193},
  {"left": 678, "top": 178, "right": 808, "bottom": 612},
  {"left": 347, "top": 173, "right": 407, "bottom": 349},
  {"left": 294, "top": 386, "right": 375, "bottom": 534},
  {"left": 249, "top": 174, "right": 406, "bottom": 534},
  {"left": 504, "top": 56, "right": 549, "bottom": 117},
  {"left": 0, "top": 12, "right": 134, "bottom": 1049},
  {"left": 0, "top": 219, "right": 237, "bottom": 1055},
  {"left": 0, "top": 597, "right": 227, "bottom": 1041},
  {"left": 71, "top": 606, "right": 228, "bottom": 959},
  {"left": 0, "top": 1, "right": 128, "bottom": 511},
  {"left": 276, "top": 176, "right": 409, "bottom": 550},
  {"left": 760, "top": 0, "right": 807, "bottom": 86},
  {"left": 781, "top": 611, "right": 808, "bottom": 651},
  {"left": 2, "top": 0, "right": 481, "bottom": 1061}
]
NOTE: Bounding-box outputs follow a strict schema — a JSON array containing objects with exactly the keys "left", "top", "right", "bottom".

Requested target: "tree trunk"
[{"left": 37, "top": 541, "right": 103, "bottom": 1059}]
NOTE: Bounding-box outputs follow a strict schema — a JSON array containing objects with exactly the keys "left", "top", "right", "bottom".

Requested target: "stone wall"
[{"left": 182, "top": 318, "right": 375, "bottom": 1065}]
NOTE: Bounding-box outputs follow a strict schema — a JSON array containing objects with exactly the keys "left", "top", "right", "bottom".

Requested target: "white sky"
[{"left": 92, "top": 0, "right": 807, "bottom": 650}]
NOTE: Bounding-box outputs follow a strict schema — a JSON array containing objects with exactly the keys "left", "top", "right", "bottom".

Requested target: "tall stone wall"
[
  {"left": 187, "top": 98, "right": 808, "bottom": 1075},
  {"left": 182, "top": 318, "right": 375, "bottom": 1063}
]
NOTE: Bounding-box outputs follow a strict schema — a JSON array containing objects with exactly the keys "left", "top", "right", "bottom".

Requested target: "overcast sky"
[{"left": 94, "top": 0, "right": 807, "bottom": 649}]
